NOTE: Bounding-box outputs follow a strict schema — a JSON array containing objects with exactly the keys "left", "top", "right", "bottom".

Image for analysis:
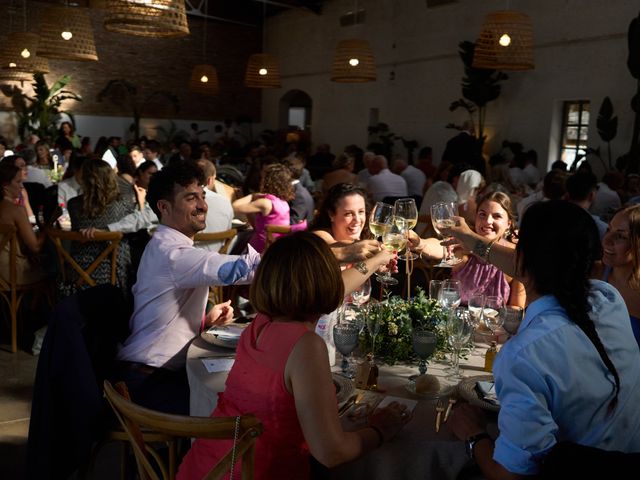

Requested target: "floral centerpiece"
[{"left": 360, "top": 288, "right": 448, "bottom": 365}]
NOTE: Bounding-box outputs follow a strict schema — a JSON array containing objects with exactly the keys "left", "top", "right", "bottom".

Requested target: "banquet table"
[{"left": 186, "top": 335, "right": 498, "bottom": 480}]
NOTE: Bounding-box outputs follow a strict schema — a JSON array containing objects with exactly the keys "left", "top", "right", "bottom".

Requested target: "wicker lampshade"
[
  {"left": 104, "top": 0, "right": 189, "bottom": 38},
  {"left": 244, "top": 54, "right": 281, "bottom": 88},
  {"left": 0, "top": 69, "right": 31, "bottom": 82},
  {"left": 0, "top": 33, "right": 39, "bottom": 69},
  {"left": 37, "top": 6, "right": 98, "bottom": 61},
  {"left": 472, "top": 10, "right": 534, "bottom": 71},
  {"left": 331, "top": 38, "right": 376, "bottom": 83},
  {"left": 189, "top": 64, "right": 219, "bottom": 95}
]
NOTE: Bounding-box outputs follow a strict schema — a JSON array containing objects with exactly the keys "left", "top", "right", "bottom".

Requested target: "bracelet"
[
  {"left": 367, "top": 425, "right": 385, "bottom": 448},
  {"left": 485, "top": 239, "right": 498, "bottom": 264}
]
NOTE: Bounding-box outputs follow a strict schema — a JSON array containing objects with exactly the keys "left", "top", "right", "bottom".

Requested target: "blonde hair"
[{"left": 616, "top": 204, "right": 640, "bottom": 291}]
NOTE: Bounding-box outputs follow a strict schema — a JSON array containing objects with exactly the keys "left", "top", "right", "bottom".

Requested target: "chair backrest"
[
  {"left": 265, "top": 224, "right": 292, "bottom": 249},
  {"left": 0, "top": 224, "right": 18, "bottom": 292},
  {"left": 47, "top": 228, "right": 123, "bottom": 288},
  {"left": 194, "top": 228, "right": 237, "bottom": 254},
  {"left": 103, "top": 380, "right": 263, "bottom": 480}
]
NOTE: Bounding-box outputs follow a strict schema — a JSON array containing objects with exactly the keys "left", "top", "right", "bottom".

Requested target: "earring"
[{"left": 503, "top": 228, "right": 511, "bottom": 239}]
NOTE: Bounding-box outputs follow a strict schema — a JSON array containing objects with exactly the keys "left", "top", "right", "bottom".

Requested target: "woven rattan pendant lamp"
[
  {"left": 37, "top": 6, "right": 98, "bottom": 61},
  {"left": 188, "top": 1, "right": 219, "bottom": 95},
  {"left": 331, "top": 38, "right": 376, "bottom": 82},
  {"left": 1, "top": 32, "right": 39, "bottom": 68},
  {"left": 104, "top": 0, "right": 189, "bottom": 38},
  {"left": 244, "top": 1, "right": 281, "bottom": 88},
  {"left": 472, "top": 10, "right": 534, "bottom": 71}
]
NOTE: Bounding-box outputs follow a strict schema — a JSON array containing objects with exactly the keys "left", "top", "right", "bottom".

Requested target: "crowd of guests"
[{"left": 3, "top": 124, "right": 640, "bottom": 478}]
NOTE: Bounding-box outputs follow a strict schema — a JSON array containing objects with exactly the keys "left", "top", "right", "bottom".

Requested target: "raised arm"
[{"left": 232, "top": 193, "right": 273, "bottom": 216}]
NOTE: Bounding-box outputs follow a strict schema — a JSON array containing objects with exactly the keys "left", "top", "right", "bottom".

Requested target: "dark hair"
[
  {"left": 136, "top": 160, "right": 158, "bottom": 175},
  {"left": 566, "top": 172, "right": 598, "bottom": 202},
  {"left": 147, "top": 161, "right": 205, "bottom": 219},
  {"left": 550, "top": 160, "right": 567, "bottom": 172},
  {"left": 517, "top": 201, "right": 620, "bottom": 413},
  {"left": 0, "top": 162, "right": 20, "bottom": 188},
  {"left": 447, "top": 162, "right": 472, "bottom": 184},
  {"left": 145, "top": 140, "right": 160, "bottom": 154},
  {"left": 249, "top": 231, "right": 344, "bottom": 319},
  {"left": 543, "top": 170, "right": 567, "bottom": 200},
  {"left": 80, "top": 159, "right": 119, "bottom": 217},
  {"left": 116, "top": 155, "right": 137, "bottom": 178},
  {"left": 418, "top": 146, "right": 433, "bottom": 159},
  {"left": 62, "top": 152, "right": 85, "bottom": 180},
  {"left": 313, "top": 183, "right": 368, "bottom": 235}
]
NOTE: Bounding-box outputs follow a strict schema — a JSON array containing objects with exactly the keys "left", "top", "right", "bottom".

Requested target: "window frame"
[{"left": 558, "top": 100, "right": 590, "bottom": 169}]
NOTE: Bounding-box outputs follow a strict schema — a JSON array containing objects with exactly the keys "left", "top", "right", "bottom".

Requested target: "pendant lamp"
[
  {"left": 244, "top": 53, "right": 281, "bottom": 88},
  {"left": 188, "top": 0, "right": 219, "bottom": 95},
  {"left": 37, "top": 6, "right": 98, "bottom": 61},
  {"left": 189, "top": 64, "right": 219, "bottom": 95},
  {"left": 104, "top": 0, "right": 189, "bottom": 38},
  {"left": 472, "top": 10, "right": 534, "bottom": 71},
  {"left": 0, "top": 33, "right": 49, "bottom": 75},
  {"left": 330, "top": 38, "right": 376, "bottom": 83}
]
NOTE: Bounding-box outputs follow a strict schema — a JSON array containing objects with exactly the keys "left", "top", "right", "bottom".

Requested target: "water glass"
[
  {"left": 429, "top": 280, "right": 443, "bottom": 301},
  {"left": 333, "top": 323, "right": 360, "bottom": 378},
  {"left": 484, "top": 295, "right": 505, "bottom": 342},
  {"left": 446, "top": 308, "right": 474, "bottom": 380},
  {"left": 502, "top": 306, "right": 524, "bottom": 336},
  {"left": 439, "top": 280, "right": 462, "bottom": 311},
  {"left": 412, "top": 328, "right": 437, "bottom": 375},
  {"left": 468, "top": 293, "right": 486, "bottom": 328}
]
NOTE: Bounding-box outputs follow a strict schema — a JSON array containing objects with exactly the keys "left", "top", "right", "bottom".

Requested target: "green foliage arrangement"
[
  {"left": 0, "top": 73, "right": 81, "bottom": 141},
  {"left": 361, "top": 289, "right": 448, "bottom": 365}
]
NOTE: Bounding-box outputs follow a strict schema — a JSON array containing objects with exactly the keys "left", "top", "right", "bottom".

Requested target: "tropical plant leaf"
[{"left": 597, "top": 97, "right": 618, "bottom": 142}]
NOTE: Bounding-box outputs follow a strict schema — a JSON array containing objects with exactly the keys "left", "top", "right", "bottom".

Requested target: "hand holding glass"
[
  {"left": 377, "top": 217, "right": 406, "bottom": 286},
  {"left": 430, "top": 202, "right": 461, "bottom": 267}
]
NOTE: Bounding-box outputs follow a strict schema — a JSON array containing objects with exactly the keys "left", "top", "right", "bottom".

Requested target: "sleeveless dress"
[
  {"left": 601, "top": 266, "right": 640, "bottom": 348},
  {"left": 248, "top": 194, "right": 290, "bottom": 253},
  {"left": 178, "top": 314, "right": 312, "bottom": 480},
  {"left": 452, "top": 254, "right": 511, "bottom": 305}
]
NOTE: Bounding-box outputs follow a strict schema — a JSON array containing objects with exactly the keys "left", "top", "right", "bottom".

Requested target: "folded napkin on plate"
[
  {"left": 206, "top": 324, "right": 245, "bottom": 339},
  {"left": 476, "top": 381, "right": 500, "bottom": 406},
  {"left": 202, "top": 358, "right": 235, "bottom": 373}
]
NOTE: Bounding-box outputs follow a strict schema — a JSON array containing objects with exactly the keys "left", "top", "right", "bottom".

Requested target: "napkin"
[
  {"left": 377, "top": 395, "right": 418, "bottom": 413},
  {"left": 206, "top": 324, "right": 245, "bottom": 339},
  {"left": 201, "top": 358, "right": 235, "bottom": 373},
  {"left": 476, "top": 381, "right": 500, "bottom": 406}
]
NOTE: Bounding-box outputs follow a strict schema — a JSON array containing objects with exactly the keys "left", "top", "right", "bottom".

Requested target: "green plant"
[
  {"left": 447, "top": 41, "right": 508, "bottom": 147},
  {"left": 1, "top": 73, "right": 81, "bottom": 141},
  {"left": 360, "top": 289, "right": 448, "bottom": 365},
  {"left": 97, "top": 79, "right": 180, "bottom": 141},
  {"left": 367, "top": 122, "right": 419, "bottom": 161}
]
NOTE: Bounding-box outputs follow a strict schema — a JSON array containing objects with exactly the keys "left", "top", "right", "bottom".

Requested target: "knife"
[{"left": 338, "top": 394, "right": 358, "bottom": 417}]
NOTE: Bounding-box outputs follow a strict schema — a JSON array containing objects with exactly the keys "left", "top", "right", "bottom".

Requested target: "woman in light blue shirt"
[{"left": 444, "top": 201, "right": 640, "bottom": 478}]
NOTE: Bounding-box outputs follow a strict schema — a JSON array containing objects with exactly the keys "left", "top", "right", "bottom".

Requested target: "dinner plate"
[
  {"left": 457, "top": 374, "right": 500, "bottom": 412},
  {"left": 332, "top": 373, "right": 355, "bottom": 404},
  {"left": 404, "top": 375, "right": 455, "bottom": 399},
  {"left": 201, "top": 324, "right": 247, "bottom": 349}
]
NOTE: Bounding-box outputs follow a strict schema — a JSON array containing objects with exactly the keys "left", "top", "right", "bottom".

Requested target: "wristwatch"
[
  {"left": 354, "top": 261, "right": 369, "bottom": 275},
  {"left": 465, "top": 432, "right": 492, "bottom": 459}
]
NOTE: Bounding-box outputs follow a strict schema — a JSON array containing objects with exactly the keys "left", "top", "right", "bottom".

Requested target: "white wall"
[{"left": 263, "top": 0, "right": 639, "bottom": 174}]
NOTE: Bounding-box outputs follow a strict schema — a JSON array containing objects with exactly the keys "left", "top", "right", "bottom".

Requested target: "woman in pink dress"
[
  {"left": 233, "top": 163, "right": 299, "bottom": 253},
  {"left": 178, "top": 232, "right": 409, "bottom": 480}
]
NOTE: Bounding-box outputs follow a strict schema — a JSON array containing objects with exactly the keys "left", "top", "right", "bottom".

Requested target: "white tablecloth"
[{"left": 186, "top": 335, "right": 497, "bottom": 479}]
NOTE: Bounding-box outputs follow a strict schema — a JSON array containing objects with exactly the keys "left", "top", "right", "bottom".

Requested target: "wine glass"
[
  {"left": 377, "top": 217, "right": 407, "bottom": 286},
  {"left": 412, "top": 328, "right": 437, "bottom": 376},
  {"left": 468, "top": 293, "right": 486, "bottom": 329},
  {"left": 483, "top": 295, "right": 505, "bottom": 343},
  {"left": 394, "top": 198, "right": 418, "bottom": 261},
  {"left": 429, "top": 279, "right": 443, "bottom": 301},
  {"left": 369, "top": 202, "right": 394, "bottom": 240},
  {"left": 446, "top": 308, "right": 474, "bottom": 381},
  {"left": 502, "top": 306, "right": 524, "bottom": 337},
  {"left": 333, "top": 323, "right": 360, "bottom": 378},
  {"left": 438, "top": 279, "right": 462, "bottom": 311},
  {"left": 350, "top": 278, "right": 371, "bottom": 306},
  {"left": 430, "top": 202, "right": 461, "bottom": 267},
  {"left": 366, "top": 301, "right": 384, "bottom": 360}
]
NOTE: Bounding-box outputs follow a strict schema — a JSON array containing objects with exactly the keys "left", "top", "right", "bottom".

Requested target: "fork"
[{"left": 435, "top": 399, "right": 445, "bottom": 432}]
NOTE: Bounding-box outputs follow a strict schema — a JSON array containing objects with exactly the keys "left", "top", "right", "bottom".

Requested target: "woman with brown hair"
[
  {"left": 412, "top": 190, "right": 525, "bottom": 307},
  {"left": 178, "top": 232, "right": 409, "bottom": 479},
  {"left": 67, "top": 159, "right": 136, "bottom": 292},
  {"left": 233, "top": 162, "right": 298, "bottom": 253},
  {"left": 594, "top": 204, "right": 640, "bottom": 347}
]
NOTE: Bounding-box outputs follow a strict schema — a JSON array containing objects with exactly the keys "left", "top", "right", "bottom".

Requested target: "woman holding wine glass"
[{"left": 411, "top": 191, "right": 525, "bottom": 308}]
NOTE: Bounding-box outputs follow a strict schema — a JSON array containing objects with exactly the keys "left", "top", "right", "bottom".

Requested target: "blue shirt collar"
[{"left": 522, "top": 294, "right": 565, "bottom": 331}]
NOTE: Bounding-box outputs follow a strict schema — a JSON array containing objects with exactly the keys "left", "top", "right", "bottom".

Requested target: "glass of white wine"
[
  {"left": 394, "top": 198, "right": 418, "bottom": 261},
  {"left": 369, "top": 202, "right": 394, "bottom": 240},
  {"left": 377, "top": 216, "right": 407, "bottom": 285},
  {"left": 430, "top": 202, "right": 458, "bottom": 267}
]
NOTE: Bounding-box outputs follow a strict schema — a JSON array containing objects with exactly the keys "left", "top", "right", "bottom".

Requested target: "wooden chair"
[
  {"left": 0, "top": 224, "right": 50, "bottom": 352},
  {"left": 47, "top": 228, "right": 123, "bottom": 288},
  {"left": 265, "top": 224, "right": 292, "bottom": 250},
  {"left": 194, "top": 229, "right": 237, "bottom": 304},
  {"left": 103, "top": 380, "right": 263, "bottom": 480}
]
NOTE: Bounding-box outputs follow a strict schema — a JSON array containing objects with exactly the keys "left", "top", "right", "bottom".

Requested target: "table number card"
[{"left": 201, "top": 358, "right": 235, "bottom": 373}]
